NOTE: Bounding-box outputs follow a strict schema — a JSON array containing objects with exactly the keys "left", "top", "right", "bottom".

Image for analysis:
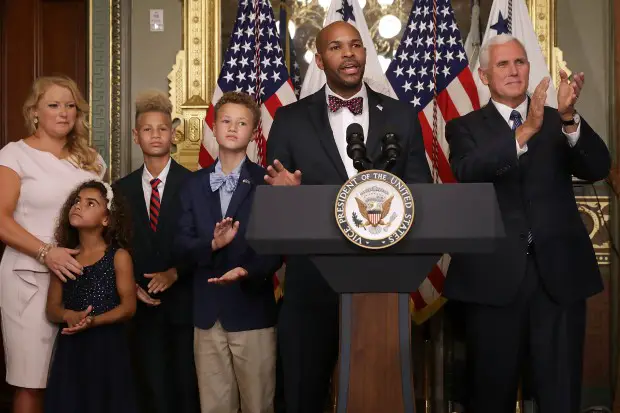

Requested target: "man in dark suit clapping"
[{"left": 445, "top": 34, "right": 611, "bottom": 413}]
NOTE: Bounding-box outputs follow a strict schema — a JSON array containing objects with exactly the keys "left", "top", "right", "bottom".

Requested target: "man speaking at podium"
[{"left": 265, "top": 21, "right": 431, "bottom": 413}]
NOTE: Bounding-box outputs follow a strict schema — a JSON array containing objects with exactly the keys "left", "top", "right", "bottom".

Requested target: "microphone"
[
  {"left": 380, "top": 133, "right": 401, "bottom": 172},
  {"left": 346, "top": 123, "right": 372, "bottom": 172}
]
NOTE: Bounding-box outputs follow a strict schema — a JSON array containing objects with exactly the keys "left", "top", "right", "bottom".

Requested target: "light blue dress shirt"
[{"left": 214, "top": 157, "right": 246, "bottom": 217}]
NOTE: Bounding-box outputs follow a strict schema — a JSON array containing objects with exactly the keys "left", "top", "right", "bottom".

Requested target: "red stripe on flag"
[
  {"left": 457, "top": 70, "right": 481, "bottom": 111},
  {"left": 410, "top": 290, "right": 427, "bottom": 310},
  {"left": 199, "top": 144, "right": 216, "bottom": 168},
  {"left": 427, "top": 264, "right": 445, "bottom": 294},
  {"left": 264, "top": 93, "right": 283, "bottom": 118},
  {"left": 205, "top": 105, "right": 216, "bottom": 128},
  {"left": 436, "top": 90, "right": 461, "bottom": 123},
  {"left": 418, "top": 114, "right": 455, "bottom": 183},
  {"left": 199, "top": 106, "right": 217, "bottom": 169}
]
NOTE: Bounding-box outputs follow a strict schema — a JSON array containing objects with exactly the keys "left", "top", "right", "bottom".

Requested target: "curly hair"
[
  {"left": 54, "top": 180, "right": 132, "bottom": 251},
  {"left": 135, "top": 89, "right": 173, "bottom": 126},
  {"left": 22, "top": 76, "right": 102, "bottom": 174},
  {"left": 214, "top": 91, "right": 261, "bottom": 129}
]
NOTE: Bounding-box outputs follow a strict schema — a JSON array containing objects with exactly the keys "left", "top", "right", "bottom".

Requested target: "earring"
[{"left": 33, "top": 117, "right": 38, "bottom": 125}]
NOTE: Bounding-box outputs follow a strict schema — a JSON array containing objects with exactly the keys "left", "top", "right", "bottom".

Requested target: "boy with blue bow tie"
[{"left": 175, "top": 92, "right": 282, "bottom": 413}]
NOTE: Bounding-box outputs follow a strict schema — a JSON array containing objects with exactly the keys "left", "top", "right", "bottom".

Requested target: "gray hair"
[{"left": 478, "top": 34, "right": 527, "bottom": 69}]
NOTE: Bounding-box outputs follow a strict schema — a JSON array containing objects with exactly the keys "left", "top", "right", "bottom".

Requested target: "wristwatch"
[{"left": 561, "top": 112, "right": 580, "bottom": 126}]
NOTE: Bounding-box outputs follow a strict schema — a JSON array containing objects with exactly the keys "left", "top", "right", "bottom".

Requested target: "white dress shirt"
[
  {"left": 325, "top": 83, "right": 369, "bottom": 178},
  {"left": 491, "top": 98, "right": 581, "bottom": 158},
  {"left": 142, "top": 157, "right": 172, "bottom": 214}
]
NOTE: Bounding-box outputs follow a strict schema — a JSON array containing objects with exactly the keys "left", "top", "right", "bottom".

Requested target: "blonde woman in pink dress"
[{"left": 0, "top": 76, "right": 106, "bottom": 413}]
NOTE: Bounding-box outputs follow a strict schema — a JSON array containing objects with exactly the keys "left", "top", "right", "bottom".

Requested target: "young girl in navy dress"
[{"left": 45, "top": 180, "right": 137, "bottom": 413}]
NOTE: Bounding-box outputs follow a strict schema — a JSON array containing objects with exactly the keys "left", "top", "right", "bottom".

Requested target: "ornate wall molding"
[
  {"left": 168, "top": 0, "right": 220, "bottom": 171},
  {"left": 110, "top": 0, "right": 122, "bottom": 181},
  {"left": 89, "top": 0, "right": 124, "bottom": 182},
  {"left": 90, "top": 0, "right": 110, "bottom": 177},
  {"left": 577, "top": 196, "right": 612, "bottom": 265},
  {"left": 526, "top": 0, "right": 570, "bottom": 86},
  {"left": 119, "top": 0, "right": 132, "bottom": 177}
]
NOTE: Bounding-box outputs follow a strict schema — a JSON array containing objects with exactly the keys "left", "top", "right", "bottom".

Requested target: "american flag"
[
  {"left": 199, "top": 0, "right": 298, "bottom": 168},
  {"left": 385, "top": 0, "right": 480, "bottom": 323}
]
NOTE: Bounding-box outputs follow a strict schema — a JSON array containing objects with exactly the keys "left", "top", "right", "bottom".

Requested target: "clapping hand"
[
  {"left": 516, "top": 77, "right": 549, "bottom": 148},
  {"left": 144, "top": 268, "right": 178, "bottom": 294},
  {"left": 525, "top": 77, "right": 549, "bottom": 133},
  {"left": 264, "top": 160, "right": 302, "bottom": 186},
  {"left": 62, "top": 305, "right": 94, "bottom": 335},
  {"left": 208, "top": 267, "right": 248, "bottom": 285},
  {"left": 136, "top": 284, "right": 161, "bottom": 306},
  {"left": 212, "top": 217, "right": 239, "bottom": 251},
  {"left": 557, "top": 69, "right": 583, "bottom": 119}
]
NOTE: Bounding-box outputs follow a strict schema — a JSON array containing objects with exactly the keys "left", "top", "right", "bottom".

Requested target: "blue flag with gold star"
[
  {"left": 299, "top": 0, "right": 396, "bottom": 98},
  {"left": 473, "top": 0, "right": 558, "bottom": 107}
]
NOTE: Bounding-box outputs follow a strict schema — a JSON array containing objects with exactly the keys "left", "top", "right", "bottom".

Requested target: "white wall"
[
  {"left": 129, "top": 0, "right": 183, "bottom": 171},
  {"left": 557, "top": 0, "right": 611, "bottom": 144}
]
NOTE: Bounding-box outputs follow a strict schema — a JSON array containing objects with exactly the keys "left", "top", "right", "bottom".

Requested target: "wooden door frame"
[
  {"left": 615, "top": 0, "right": 620, "bottom": 169},
  {"left": 613, "top": 0, "right": 620, "bottom": 409},
  {"left": 0, "top": 0, "right": 6, "bottom": 148}
]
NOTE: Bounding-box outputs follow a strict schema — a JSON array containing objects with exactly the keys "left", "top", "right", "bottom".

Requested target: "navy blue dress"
[{"left": 45, "top": 246, "right": 137, "bottom": 413}]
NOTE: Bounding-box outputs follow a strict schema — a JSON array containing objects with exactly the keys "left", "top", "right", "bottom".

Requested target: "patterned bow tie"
[
  {"left": 210, "top": 171, "right": 240, "bottom": 193},
  {"left": 328, "top": 95, "right": 363, "bottom": 115}
]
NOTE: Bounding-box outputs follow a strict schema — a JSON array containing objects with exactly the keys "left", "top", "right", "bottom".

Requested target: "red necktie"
[
  {"left": 328, "top": 95, "right": 363, "bottom": 115},
  {"left": 149, "top": 178, "right": 161, "bottom": 231}
]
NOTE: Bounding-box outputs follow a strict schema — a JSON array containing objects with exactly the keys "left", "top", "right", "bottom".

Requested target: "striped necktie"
[
  {"left": 149, "top": 178, "right": 161, "bottom": 232},
  {"left": 510, "top": 110, "right": 534, "bottom": 248},
  {"left": 510, "top": 110, "right": 523, "bottom": 129}
]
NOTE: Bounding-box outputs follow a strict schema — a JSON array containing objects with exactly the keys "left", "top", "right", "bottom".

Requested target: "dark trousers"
[
  {"left": 278, "top": 300, "right": 339, "bottom": 413},
  {"left": 132, "top": 310, "right": 200, "bottom": 413},
  {"left": 464, "top": 254, "right": 586, "bottom": 413}
]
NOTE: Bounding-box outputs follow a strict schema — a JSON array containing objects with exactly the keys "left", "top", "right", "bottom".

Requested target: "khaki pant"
[{"left": 194, "top": 322, "right": 276, "bottom": 413}]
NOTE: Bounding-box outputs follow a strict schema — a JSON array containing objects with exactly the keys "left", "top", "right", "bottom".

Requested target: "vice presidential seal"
[{"left": 335, "top": 170, "right": 415, "bottom": 249}]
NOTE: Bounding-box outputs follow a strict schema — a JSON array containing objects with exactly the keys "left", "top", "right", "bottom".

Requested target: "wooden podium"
[{"left": 247, "top": 184, "right": 504, "bottom": 413}]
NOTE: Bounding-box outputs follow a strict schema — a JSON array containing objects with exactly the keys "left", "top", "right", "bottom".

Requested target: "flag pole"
[
  {"left": 507, "top": 0, "right": 513, "bottom": 33},
  {"left": 252, "top": 0, "right": 266, "bottom": 166},
  {"left": 431, "top": 0, "right": 440, "bottom": 184}
]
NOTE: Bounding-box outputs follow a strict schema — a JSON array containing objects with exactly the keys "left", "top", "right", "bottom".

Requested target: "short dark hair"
[{"left": 214, "top": 92, "right": 261, "bottom": 129}]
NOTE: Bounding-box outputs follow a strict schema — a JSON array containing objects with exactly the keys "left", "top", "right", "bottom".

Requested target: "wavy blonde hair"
[{"left": 22, "top": 76, "right": 102, "bottom": 174}]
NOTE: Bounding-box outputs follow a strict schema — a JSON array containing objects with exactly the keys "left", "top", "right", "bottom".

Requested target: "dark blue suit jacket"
[
  {"left": 115, "top": 160, "right": 193, "bottom": 325},
  {"left": 174, "top": 159, "right": 281, "bottom": 332},
  {"left": 445, "top": 104, "right": 610, "bottom": 306}
]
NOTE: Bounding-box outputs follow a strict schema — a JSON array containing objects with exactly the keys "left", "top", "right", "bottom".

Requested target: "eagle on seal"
[{"left": 354, "top": 195, "right": 393, "bottom": 227}]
